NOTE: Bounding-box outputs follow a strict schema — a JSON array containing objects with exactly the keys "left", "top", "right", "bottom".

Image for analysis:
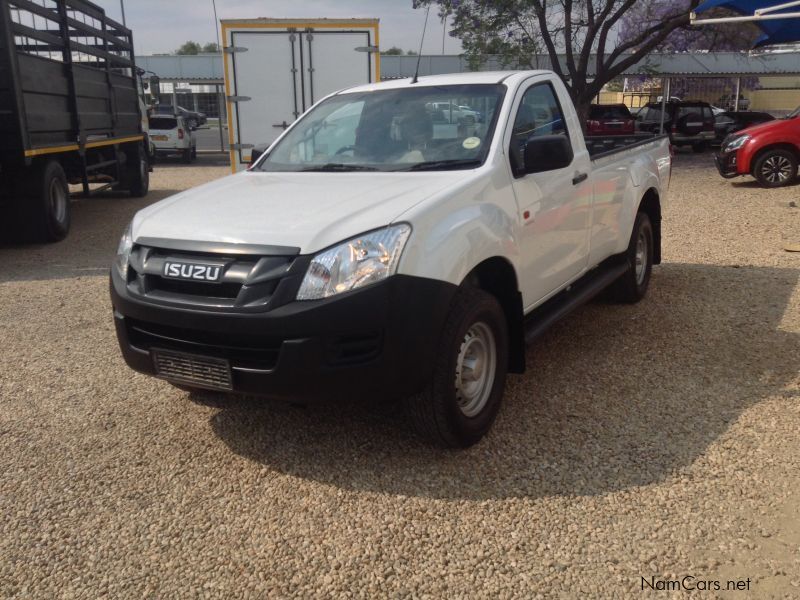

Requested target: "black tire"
[
  {"left": 126, "top": 143, "right": 150, "bottom": 197},
  {"left": 753, "top": 149, "right": 798, "bottom": 188},
  {"left": 191, "top": 145, "right": 197, "bottom": 159},
  {"left": 182, "top": 148, "right": 192, "bottom": 164},
  {"left": 607, "top": 212, "right": 654, "bottom": 304},
  {"left": 7, "top": 160, "right": 71, "bottom": 243},
  {"left": 405, "top": 287, "right": 509, "bottom": 448},
  {"left": 692, "top": 142, "right": 706, "bottom": 153}
]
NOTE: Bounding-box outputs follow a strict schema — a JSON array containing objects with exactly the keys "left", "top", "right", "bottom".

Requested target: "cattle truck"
[
  {"left": 221, "top": 18, "right": 380, "bottom": 172},
  {"left": 0, "top": 0, "right": 149, "bottom": 243}
]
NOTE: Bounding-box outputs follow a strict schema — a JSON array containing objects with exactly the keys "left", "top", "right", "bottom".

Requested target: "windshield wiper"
[
  {"left": 404, "top": 158, "right": 483, "bottom": 171},
  {"left": 300, "top": 163, "right": 378, "bottom": 172}
]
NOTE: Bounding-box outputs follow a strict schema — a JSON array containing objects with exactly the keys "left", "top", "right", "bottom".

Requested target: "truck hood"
[{"left": 132, "top": 170, "right": 468, "bottom": 254}]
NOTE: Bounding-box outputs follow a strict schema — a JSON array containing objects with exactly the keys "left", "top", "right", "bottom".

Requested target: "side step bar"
[{"left": 524, "top": 260, "right": 630, "bottom": 344}]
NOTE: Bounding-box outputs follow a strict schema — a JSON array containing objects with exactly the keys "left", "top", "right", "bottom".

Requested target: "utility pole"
[
  {"left": 119, "top": 0, "right": 126, "bottom": 26},
  {"left": 212, "top": 0, "right": 220, "bottom": 48}
]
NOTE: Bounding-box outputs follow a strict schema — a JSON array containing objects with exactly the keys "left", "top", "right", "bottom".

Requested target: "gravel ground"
[{"left": 1, "top": 152, "right": 798, "bottom": 598}]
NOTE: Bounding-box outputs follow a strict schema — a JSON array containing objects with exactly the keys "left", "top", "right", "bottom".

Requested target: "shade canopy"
[{"left": 694, "top": 0, "right": 800, "bottom": 46}]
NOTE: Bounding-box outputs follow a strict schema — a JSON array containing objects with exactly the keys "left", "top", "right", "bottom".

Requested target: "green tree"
[
  {"left": 201, "top": 42, "right": 220, "bottom": 53},
  {"left": 382, "top": 46, "right": 405, "bottom": 55},
  {"left": 176, "top": 41, "right": 202, "bottom": 55},
  {"left": 413, "top": 0, "right": 751, "bottom": 125},
  {"left": 406, "top": 49, "right": 418, "bottom": 55}
]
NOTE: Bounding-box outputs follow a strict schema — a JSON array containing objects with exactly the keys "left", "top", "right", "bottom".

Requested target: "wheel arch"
[
  {"left": 637, "top": 187, "right": 662, "bottom": 265},
  {"left": 462, "top": 256, "right": 526, "bottom": 374}
]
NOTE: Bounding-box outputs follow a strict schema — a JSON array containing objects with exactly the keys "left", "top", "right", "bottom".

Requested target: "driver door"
[{"left": 507, "top": 81, "right": 593, "bottom": 309}]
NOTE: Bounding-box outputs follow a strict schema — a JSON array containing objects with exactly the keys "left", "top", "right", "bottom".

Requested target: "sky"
[{"left": 92, "top": 0, "right": 463, "bottom": 55}]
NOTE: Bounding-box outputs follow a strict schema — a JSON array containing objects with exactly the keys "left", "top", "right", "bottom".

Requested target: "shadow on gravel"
[
  {"left": 207, "top": 262, "right": 799, "bottom": 500},
  {"left": 0, "top": 189, "right": 180, "bottom": 283}
]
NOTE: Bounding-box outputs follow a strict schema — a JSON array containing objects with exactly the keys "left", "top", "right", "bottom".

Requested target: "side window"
[
  {"left": 510, "top": 82, "right": 570, "bottom": 172},
  {"left": 513, "top": 83, "right": 568, "bottom": 140}
]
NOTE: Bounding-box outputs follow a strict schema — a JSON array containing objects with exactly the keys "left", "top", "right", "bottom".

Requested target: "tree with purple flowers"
[{"left": 414, "top": 0, "right": 756, "bottom": 124}]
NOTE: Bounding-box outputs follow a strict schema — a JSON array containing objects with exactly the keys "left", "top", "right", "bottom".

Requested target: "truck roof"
[{"left": 340, "top": 70, "right": 553, "bottom": 94}]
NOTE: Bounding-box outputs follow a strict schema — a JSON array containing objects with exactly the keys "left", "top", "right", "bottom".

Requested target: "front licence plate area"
[{"left": 152, "top": 348, "right": 233, "bottom": 391}]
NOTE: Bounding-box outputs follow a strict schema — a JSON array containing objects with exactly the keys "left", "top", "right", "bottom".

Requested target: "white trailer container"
[{"left": 221, "top": 18, "right": 380, "bottom": 172}]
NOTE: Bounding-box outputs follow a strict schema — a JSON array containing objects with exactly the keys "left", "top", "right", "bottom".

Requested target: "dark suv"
[{"left": 637, "top": 101, "right": 716, "bottom": 152}]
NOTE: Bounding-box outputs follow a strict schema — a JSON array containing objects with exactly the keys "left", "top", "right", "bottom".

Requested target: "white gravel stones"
[{"left": 1, "top": 152, "right": 798, "bottom": 597}]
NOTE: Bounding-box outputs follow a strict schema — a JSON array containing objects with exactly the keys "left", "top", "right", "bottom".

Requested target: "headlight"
[
  {"left": 297, "top": 224, "right": 412, "bottom": 300},
  {"left": 114, "top": 222, "right": 133, "bottom": 279},
  {"left": 724, "top": 134, "right": 750, "bottom": 152}
]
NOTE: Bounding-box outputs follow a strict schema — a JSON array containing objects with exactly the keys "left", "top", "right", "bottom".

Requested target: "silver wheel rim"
[
  {"left": 49, "top": 177, "right": 67, "bottom": 224},
  {"left": 635, "top": 230, "right": 648, "bottom": 286},
  {"left": 455, "top": 321, "right": 497, "bottom": 418},
  {"left": 762, "top": 155, "right": 793, "bottom": 184}
]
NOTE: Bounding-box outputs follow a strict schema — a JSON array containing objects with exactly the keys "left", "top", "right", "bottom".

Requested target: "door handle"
[{"left": 572, "top": 172, "right": 588, "bottom": 186}]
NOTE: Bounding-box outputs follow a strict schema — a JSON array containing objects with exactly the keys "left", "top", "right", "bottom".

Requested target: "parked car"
[
  {"left": 111, "top": 70, "right": 671, "bottom": 448},
  {"left": 715, "top": 105, "right": 800, "bottom": 187},
  {"left": 714, "top": 111, "right": 774, "bottom": 144},
  {"left": 637, "top": 100, "right": 716, "bottom": 152},
  {"left": 148, "top": 115, "right": 197, "bottom": 163},
  {"left": 426, "top": 101, "right": 479, "bottom": 124},
  {"left": 587, "top": 104, "right": 635, "bottom": 136},
  {"left": 153, "top": 104, "right": 207, "bottom": 129}
]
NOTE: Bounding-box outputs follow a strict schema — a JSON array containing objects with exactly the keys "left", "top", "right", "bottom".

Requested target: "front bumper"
[
  {"left": 110, "top": 269, "right": 457, "bottom": 402},
  {"left": 715, "top": 150, "right": 742, "bottom": 179}
]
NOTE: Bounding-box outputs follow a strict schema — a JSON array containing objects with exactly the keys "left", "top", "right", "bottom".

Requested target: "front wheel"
[
  {"left": 607, "top": 211, "right": 653, "bottom": 304},
  {"left": 753, "top": 149, "right": 798, "bottom": 188},
  {"left": 182, "top": 148, "right": 192, "bottom": 164},
  {"left": 405, "top": 287, "right": 509, "bottom": 448}
]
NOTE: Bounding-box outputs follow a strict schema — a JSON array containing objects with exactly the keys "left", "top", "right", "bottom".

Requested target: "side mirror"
[{"left": 522, "top": 135, "right": 573, "bottom": 174}]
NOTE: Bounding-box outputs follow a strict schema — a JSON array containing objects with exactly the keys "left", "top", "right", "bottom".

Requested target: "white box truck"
[{"left": 221, "top": 18, "right": 380, "bottom": 172}]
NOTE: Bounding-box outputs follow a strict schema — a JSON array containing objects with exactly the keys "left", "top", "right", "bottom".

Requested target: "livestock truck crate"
[{"left": 0, "top": 0, "right": 150, "bottom": 243}]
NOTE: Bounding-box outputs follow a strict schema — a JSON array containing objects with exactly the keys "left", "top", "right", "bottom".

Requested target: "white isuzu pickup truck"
[{"left": 111, "top": 71, "right": 671, "bottom": 447}]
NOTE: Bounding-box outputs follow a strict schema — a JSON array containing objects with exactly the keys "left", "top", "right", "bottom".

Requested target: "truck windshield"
[{"left": 257, "top": 84, "right": 505, "bottom": 172}]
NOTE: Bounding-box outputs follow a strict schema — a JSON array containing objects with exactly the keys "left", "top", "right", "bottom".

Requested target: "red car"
[
  {"left": 587, "top": 104, "right": 635, "bottom": 136},
  {"left": 716, "top": 105, "right": 800, "bottom": 187}
]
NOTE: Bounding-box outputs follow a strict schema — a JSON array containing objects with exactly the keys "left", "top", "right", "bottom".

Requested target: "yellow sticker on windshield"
[{"left": 462, "top": 137, "right": 481, "bottom": 150}]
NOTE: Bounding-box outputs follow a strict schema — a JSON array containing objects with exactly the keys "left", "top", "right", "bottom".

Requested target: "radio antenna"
[{"left": 411, "top": 5, "right": 431, "bottom": 84}]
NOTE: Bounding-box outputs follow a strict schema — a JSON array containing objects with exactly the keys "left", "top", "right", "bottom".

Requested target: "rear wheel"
[
  {"left": 405, "top": 287, "right": 508, "bottom": 448},
  {"left": 182, "top": 148, "right": 192, "bottom": 164},
  {"left": 607, "top": 211, "right": 653, "bottom": 304},
  {"left": 692, "top": 142, "right": 706, "bottom": 153},
  {"left": 753, "top": 149, "right": 797, "bottom": 188},
  {"left": 6, "top": 160, "right": 71, "bottom": 243}
]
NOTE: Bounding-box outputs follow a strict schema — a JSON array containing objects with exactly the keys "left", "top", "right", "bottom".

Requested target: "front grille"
[
  {"left": 125, "top": 244, "right": 303, "bottom": 311},
  {"left": 153, "top": 349, "right": 233, "bottom": 391},
  {"left": 127, "top": 318, "right": 282, "bottom": 371},
  {"left": 152, "top": 277, "right": 243, "bottom": 299}
]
